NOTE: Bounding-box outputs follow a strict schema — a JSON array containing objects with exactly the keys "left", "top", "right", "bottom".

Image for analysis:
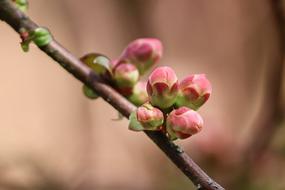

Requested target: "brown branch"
[{"left": 0, "top": 1, "right": 225, "bottom": 189}]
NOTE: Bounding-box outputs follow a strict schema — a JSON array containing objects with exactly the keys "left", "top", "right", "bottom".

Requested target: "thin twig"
[{"left": 0, "top": 1, "right": 225, "bottom": 189}]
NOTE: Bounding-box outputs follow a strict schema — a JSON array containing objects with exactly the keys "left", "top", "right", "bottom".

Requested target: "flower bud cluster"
[
  {"left": 80, "top": 38, "right": 212, "bottom": 141},
  {"left": 129, "top": 66, "right": 212, "bottom": 141}
]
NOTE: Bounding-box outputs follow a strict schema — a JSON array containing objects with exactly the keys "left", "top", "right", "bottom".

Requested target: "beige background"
[{"left": 0, "top": 0, "right": 284, "bottom": 189}]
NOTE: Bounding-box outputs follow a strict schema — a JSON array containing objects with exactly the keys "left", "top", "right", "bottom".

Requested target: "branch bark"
[{"left": 0, "top": 0, "right": 225, "bottom": 190}]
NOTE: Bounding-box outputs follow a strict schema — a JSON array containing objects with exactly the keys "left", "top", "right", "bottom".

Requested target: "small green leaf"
[
  {"left": 94, "top": 56, "right": 112, "bottom": 74},
  {"left": 21, "top": 41, "right": 30, "bottom": 52},
  {"left": 128, "top": 111, "right": 144, "bottom": 131},
  {"left": 80, "top": 53, "right": 112, "bottom": 76},
  {"left": 82, "top": 85, "right": 99, "bottom": 99},
  {"left": 32, "top": 27, "right": 52, "bottom": 47},
  {"left": 15, "top": 0, "right": 28, "bottom": 12},
  {"left": 19, "top": 28, "right": 31, "bottom": 52}
]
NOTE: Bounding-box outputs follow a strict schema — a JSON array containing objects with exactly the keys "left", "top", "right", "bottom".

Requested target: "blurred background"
[{"left": 0, "top": 0, "right": 284, "bottom": 189}]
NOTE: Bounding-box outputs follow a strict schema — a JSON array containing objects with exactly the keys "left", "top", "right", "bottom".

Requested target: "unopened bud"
[
  {"left": 147, "top": 66, "right": 178, "bottom": 109},
  {"left": 113, "top": 63, "right": 139, "bottom": 89},
  {"left": 176, "top": 74, "right": 212, "bottom": 110},
  {"left": 128, "top": 81, "right": 149, "bottom": 106},
  {"left": 136, "top": 103, "right": 164, "bottom": 131},
  {"left": 32, "top": 27, "right": 52, "bottom": 47},
  {"left": 120, "top": 38, "right": 162, "bottom": 75},
  {"left": 166, "top": 107, "right": 203, "bottom": 140}
]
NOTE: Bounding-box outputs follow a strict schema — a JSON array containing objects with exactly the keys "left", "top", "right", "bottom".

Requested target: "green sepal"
[
  {"left": 82, "top": 85, "right": 99, "bottom": 99},
  {"left": 175, "top": 93, "right": 203, "bottom": 111},
  {"left": 166, "top": 125, "right": 178, "bottom": 141},
  {"left": 128, "top": 111, "right": 144, "bottom": 131},
  {"left": 168, "top": 132, "right": 178, "bottom": 141}
]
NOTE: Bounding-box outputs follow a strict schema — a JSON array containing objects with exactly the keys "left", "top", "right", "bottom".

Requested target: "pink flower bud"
[
  {"left": 136, "top": 103, "right": 164, "bottom": 131},
  {"left": 176, "top": 74, "right": 212, "bottom": 110},
  {"left": 113, "top": 63, "right": 139, "bottom": 89},
  {"left": 147, "top": 66, "right": 178, "bottom": 109},
  {"left": 166, "top": 107, "right": 203, "bottom": 140},
  {"left": 128, "top": 81, "right": 149, "bottom": 106},
  {"left": 110, "top": 59, "right": 119, "bottom": 69},
  {"left": 120, "top": 38, "right": 162, "bottom": 75}
]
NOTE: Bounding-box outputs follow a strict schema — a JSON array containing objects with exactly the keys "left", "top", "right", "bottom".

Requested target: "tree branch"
[{"left": 0, "top": 1, "right": 225, "bottom": 189}]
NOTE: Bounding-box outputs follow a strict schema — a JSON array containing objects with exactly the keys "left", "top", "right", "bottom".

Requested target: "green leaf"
[
  {"left": 21, "top": 41, "right": 30, "bottom": 52},
  {"left": 82, "top": 85, "right": 99, "bottom": 99},
  {"left": 128, "top": 111, "right": 144, "bottom": 131},
  {"left": 19, "top": 28, "right": 31, "bottom": 52},
  {"left": 94, "top": 56, "right": 112, "bottom": 74},
  {"left": 15, "top": 0, "right": 28, "bottom": 12},
  {"left": 80, "top": 53, "right": 112, "bottom": 76}
]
